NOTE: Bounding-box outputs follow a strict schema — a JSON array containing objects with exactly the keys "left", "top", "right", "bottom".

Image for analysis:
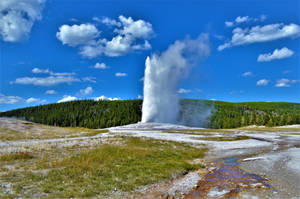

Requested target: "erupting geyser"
[{"left": 142, "top": 34, "right": 210, "bottom": 124}]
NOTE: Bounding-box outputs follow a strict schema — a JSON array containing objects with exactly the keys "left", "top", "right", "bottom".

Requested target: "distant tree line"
[
  {"left": 208, "top": 101, "right": 300, "bottom": 128},
  {"left": 0, "top": 99, "right": 299, "bottom": 129},
  {"left": 0, "top": 100, "right": 142, "bottom": 129}
]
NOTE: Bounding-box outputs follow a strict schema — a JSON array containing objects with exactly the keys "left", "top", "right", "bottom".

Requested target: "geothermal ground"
[{"left": 0, "top": 117, "right": 300, "bottom": 198}]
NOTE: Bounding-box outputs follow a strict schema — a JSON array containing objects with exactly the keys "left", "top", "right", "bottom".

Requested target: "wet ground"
[{"left": 185, "top": 157, "right": 272, "bottom": 199}]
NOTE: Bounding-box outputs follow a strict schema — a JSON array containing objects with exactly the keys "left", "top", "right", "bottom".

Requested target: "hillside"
[{"left": 0, "top": 99, "right": 299, "bottom": 129}]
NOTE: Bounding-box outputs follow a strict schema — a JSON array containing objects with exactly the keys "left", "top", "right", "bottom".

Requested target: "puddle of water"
[{"left": 185, "top": 156, "right": 271, "bottom": 199}]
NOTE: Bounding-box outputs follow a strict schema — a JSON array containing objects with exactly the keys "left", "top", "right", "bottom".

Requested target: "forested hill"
[{"left": 0, "top": 99, "right": 299, "bottom": 129}]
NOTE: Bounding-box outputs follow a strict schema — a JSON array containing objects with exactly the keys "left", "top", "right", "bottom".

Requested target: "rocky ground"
[{"left": 0, "top": 118, "right": 299, "bottom": 198}]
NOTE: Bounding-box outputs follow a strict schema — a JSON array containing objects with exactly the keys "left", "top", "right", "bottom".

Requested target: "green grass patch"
[
  {"left": 0, "top": 152, "right": 35, "bottom": 161},
  {"left": 196, "top": 136, "right": 250, "bottom": 141},
  {"left": 3, "top": 138, "right": 207, "bottom": 198}
]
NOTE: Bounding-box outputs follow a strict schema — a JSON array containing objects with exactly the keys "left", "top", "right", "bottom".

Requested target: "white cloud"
[
  {"left": 117, "top": 15, "right": 153, "bottom": 39},
  {"left": 57, "top": 95, "right": 77, "bottom": 103},
  {"left": 78, "top": 86, "right": 93, "bottom": 96},
  {"left": 26, "top": 97, "right": 46, "bottom": 104},
  {"left": 275, "top": 78, "right": 290, "bottom": 87},
  {"left": 11, "top": 68, "right": 80, "bottom": 86},
  {"left": 275, "top": 78, "right": 300, "bottom": 87},
  {"left": 242, "top": 72, "right": 253, "bottom": 77},
  {"left": 56, "top": 23, "right": 100, "bottom": 46},
  {"left": 93, "top": 62, "right": 109, "bottom": 69},
  {"left": 32, "top": 68, "right": 50, "bottom": 74},
  {"left": 256, "top": 79, "right": 269, "bottom": 86},
  {"left": 57, "top": 15, "right": 154, "bottom": 58},
  {"left": 11, "top": 75, "right": 80, "bottom": 86},
  {"left": 0, "top": 0, "right": 45, "bottom": 42},
  {"left": 218, "top": 23, "right": 300, "bottom": 50},
  {"left": 235, "top": 16, "right": 250, "bottom": 23},
  {"left": 93, "top": 17, "right": 121, "bottom": 27},
  {"left": 138, "top": 95, "right": 143, "bottom": 99},
  {"left": 32, "top": 67, "right": 75, "bottom": 76},
  {"left": 225, "top": 21, "right": 234, "bottom": 27},
  {"left": 225, "top": 15, "right": 266, "bottom": 28},
  {"left": 45, "top": 90, "right": 57, "bottom": 95},
  {"left": 82, "top": 76, "right": 96, "bottom": 83},
  {"left": 257, "top": 47, "right": 294, "bottom": 62},
  {"left": 0, "top": 93, "right": 23, "bottom": 104},
  {"left": 178, "top": 88, "right": 192, "bottom": 94},
  {"left": 94, "top": 95, "right": 119, "bottom": 101},
  {"left": 115, "top": 72, "right": 127, "bottom": 77}
]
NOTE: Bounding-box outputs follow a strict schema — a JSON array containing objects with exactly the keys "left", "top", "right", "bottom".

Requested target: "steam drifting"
[{"left": 142, "top": 34, "right": 210, "bottom": 124}]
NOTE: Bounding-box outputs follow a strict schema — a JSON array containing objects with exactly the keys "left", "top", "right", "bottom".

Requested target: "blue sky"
[{"left": 0, "top": 0, "right": 299, "bottom": 111}]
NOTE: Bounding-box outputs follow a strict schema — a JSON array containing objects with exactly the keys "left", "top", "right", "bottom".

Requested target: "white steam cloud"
[{"left": 142, "top": 34, "right": 210, "bottom": 124}]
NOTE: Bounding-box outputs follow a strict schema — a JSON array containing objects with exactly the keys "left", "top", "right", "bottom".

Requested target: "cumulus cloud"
[
  {"left": 275, "top": 78, "right": 300, "bottom": 87},
  {"left": 178, "top": 88, "right": 192, "bottom": 94},
  {"left": 57, "top": 15, "right": 154, "bottom": 58},
  {"left": 56, "top": 23, "right": 100, "bottom": 46},
  {"left": 93, "top": 62, "right": 109, "bottom": 69},
  {"left": 57, "top": 95, "right": 77, "bottom": 103},
  {"left": 0, "top": 0, "right": 45, "bottom": 42},
  {"left": 242, "top": 71, "right": 253, "bottom": 77},
  {"left": 94, "top": 95, "right": 119, "bottom": 101},
  {"left": 138, "top": 95, "right": 143, "bottom": 99},
  {"left": 0, "top": 93, "right": 23, "bottom": 104},
  {"left": 218, "top": 23, "right": 300, "bottom": 50},
  {"left": 11, "top": 68, "right": 80, "bottom": 86},
  {"left": 257, "top": 47, "right": 294, "bottom": 62},
  {"left": 256, "top": 79, "right": 269, "bottom": 86},
  {"left": 77, "top": 86, "right": 93, "bottom": 96},
  {"left": 45, "top": 90, "right": 57, "bottom": 95},
  {"left": 26, "top": 97, "right": 46, "bottom": 104},
  {"left": 115, "top": 72, "right": 127, "bottom": 77}
]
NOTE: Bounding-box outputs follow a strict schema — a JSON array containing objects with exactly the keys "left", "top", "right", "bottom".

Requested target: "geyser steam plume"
[{"left": 142, "top": 34, "right": 210, "bottom": 124}]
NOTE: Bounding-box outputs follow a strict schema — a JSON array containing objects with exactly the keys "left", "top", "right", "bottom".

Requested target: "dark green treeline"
[{"left": 0, "top": 99, "right": 299, "bottom": 129}]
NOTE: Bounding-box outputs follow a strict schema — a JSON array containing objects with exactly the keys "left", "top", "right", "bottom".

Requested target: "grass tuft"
[{"left": 0, "top": 152, "right": 35, "bottom": 161}]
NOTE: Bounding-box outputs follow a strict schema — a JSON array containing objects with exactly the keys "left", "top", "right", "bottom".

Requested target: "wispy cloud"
[
  {"left": 26, "top": 97, "right": 46, "bottom": 104},
  {"left": 115, "top": 72, "right": 127, "bottom": 77},
  {"left": 219, "top": 23, "right": 300, "bottom": 50},
  {"left": 45, "top": 90, "right": 57, "bottom": 95},
  {"left": 11, "top": 68, "right": 80, "bottom": 86},
  {"left": 178, "top": 88, "right": 192, "bottom": 94},
  {"left": 275, "top": 78, "right": 300, "bottom": 87},
  {"left": 77, "top": 86, "right": 93, "bottom": 96},
  {"left": 0, "top": 94, "right": 23, "bottom": 104},
  {"left": 242, "top": 72, "right": 253, "bottom": 77},
  {"left": 224, "top": 15, "right": 267, "bottom": 28}
]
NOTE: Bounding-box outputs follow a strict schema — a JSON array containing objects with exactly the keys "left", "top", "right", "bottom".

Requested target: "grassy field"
[{"left": 0, "top": 137, "right": 207, "bottom": 198}]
